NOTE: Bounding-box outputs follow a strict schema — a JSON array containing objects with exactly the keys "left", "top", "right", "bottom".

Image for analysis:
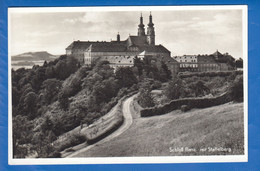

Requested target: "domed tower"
[
  {"left": 147, "top": 12, "right": 155, "bottom": 45},
  {"left": 138, "top": 13, "right": 145, "bottom": 36}
]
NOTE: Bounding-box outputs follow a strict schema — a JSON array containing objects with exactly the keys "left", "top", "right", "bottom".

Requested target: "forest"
[
  {"left": 12, "top": 54, "right": 243, "bottom": 158},
  {"left": 12, "top": 54, "right": 173, "bottom": 158}
]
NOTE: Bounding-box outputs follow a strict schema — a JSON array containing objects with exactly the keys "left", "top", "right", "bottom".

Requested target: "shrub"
[
  {"left": 137, "top": 81, "right": 155, "bottom": 108},
  {"left": 140, "top": 93, "right": 233, "bottom": 117},
  {"left": 48, "top": 151, "right": 61, "bottom": 158},
  {"left": 181, "top": 105, "right": 190, "bottom": 112},
  {"left": 228, "top": 75, "right": 243, "bottom": 102},
  {"left": 58, "top": 134, "right": 86, "bottom": 152},
  {"left": 163, "top": 77, "right": 184, "bottom": 100}
]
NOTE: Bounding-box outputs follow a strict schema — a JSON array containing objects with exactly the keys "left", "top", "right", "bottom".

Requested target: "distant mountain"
[{"left": 12, "top": 51, "right": 59, "bottom": 61}]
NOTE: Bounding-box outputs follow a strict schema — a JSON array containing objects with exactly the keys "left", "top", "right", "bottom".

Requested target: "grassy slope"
[{"left": 75, "top": 102, "right": 244, "bottom": 157}]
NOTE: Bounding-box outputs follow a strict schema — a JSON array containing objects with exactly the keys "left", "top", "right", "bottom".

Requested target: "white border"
[{"left": 8, "top": 5, "right": 248, "bottom": 165}]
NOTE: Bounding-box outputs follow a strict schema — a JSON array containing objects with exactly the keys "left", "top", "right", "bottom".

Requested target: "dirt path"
[{"left": 65, "top": 94, "right": 136, "bottom": 158}]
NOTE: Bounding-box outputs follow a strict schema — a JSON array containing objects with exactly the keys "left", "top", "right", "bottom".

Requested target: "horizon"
[{"left": 10, "top": 7, "right": 244, "bottom": 59}]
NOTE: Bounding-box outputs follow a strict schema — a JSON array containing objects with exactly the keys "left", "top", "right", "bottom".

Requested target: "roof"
[
  {"left": 197, "top": 55, "right": 217, "bottom": 63},
  {"left": 66, "top": 37, "right": 171, "bottom": 54},
  {"left": 212, "top": 50, "right": 222, "bottom": 57},
  {"left": 66, "top": 41, "right": 95, "bottom": 50},
  {"left": 86, "top": 43, "right": 126, "bottom": 52},
  {"left": 137, "top": 45, "right": 170, "bottom": 53},
  {"left": 138, "top": 50, "right": 148, "bottom": 56},
  {"left": 127, "top": 36, "right": 148, "bottom": 46}
]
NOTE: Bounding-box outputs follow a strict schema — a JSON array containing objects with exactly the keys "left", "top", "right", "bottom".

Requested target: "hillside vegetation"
[
  {"left": 12, "top": 55, "right": 173, "bottom": 158},
  {"left": 12, "top": 52, "right": 244, "bottom": 158},
  {"left": 75, "top": 102, "right": 244, "bottom": 157}
]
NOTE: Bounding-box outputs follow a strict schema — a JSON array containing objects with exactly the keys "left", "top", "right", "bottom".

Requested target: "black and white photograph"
[{"left": 8, "top": 6, "right": 247, "bottom": 164}]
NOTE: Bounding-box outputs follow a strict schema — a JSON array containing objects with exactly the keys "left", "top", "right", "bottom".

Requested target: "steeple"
[
  {"left": 138, "top": 13, "right": 145, "bottom": 36},
  {"left": 148, "top": 11, "right": 154, "bottom": 27},
  {"left": 147, "top": 12, "right": 155, "bottom": 45}
]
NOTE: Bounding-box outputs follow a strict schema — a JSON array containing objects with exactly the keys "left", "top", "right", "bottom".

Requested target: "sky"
[{"left": 10, "top": 8, "right": 244, "bottom": 58}]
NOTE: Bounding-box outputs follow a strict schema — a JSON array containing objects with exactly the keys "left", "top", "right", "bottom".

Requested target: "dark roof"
[
  {"left": 137, "top": 45, "right": 170, "bottom": 53},
  {"left": 127, "top": 36, "right": 148, "bottom": 46},
  {"left": 87, "top": 43, "right": 126, "bottom": 52},
  {"left": 66, "top": 37, "right": 171, "bottom": 54},
  {"left": 197, "top": 55, "right": 217, "bottom": 63},
  {"left": 66, "top": 41, "right": 127, "bottom": 52},
  {"left": 66, "top": 41, "right": 96, "bottom": 50},
  {"left": 212, "top": 50, "right": 222, "bottom": 57}
]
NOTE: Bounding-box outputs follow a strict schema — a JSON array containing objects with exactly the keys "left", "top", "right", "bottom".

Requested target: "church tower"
[
  {"left": 147, "top": 12, "right": 155, "bottom": 45},
  {"left": 138, "top": 13, "right": 145, "bottom": 36}
]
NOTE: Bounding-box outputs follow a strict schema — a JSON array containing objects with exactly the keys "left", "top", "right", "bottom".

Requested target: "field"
[{"left": 74, "top": 101, "right": 244, "bottom": 157}]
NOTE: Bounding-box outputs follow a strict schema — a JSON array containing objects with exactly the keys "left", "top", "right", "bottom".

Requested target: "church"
[{"left": 65, "top": 13, "right": 175, "bottom": 69}]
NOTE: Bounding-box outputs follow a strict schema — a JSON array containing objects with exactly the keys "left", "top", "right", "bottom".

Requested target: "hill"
[
  {"left": 11, "top": 51, "right": 58, "bottom": 61},
  {"left": 74, "top": 102, "right": 244, "bottom": 157}
]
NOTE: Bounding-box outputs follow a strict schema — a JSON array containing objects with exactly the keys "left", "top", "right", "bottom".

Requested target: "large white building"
[{"left": 66, "top": 13, "right": 175, "bottom": 69}]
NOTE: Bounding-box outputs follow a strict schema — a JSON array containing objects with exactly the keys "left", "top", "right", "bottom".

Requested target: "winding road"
[{"left": 65, "top": 94, "right": 136, "bottom": 158}]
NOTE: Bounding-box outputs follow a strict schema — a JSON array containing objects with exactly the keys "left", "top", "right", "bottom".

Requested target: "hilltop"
[{"left": 11, "top": 51, "right": 58, "bottom": 61}]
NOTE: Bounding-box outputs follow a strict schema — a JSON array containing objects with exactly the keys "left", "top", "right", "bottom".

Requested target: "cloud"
[{"left": 10, "top": 10, "right": 243, "bottom": 58}]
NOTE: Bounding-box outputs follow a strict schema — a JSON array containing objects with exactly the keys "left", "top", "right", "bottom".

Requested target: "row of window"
[
  {"left": 175, "top": 56, "right": 197, "bottom": 59},
  {"left": 179, "top": 60, "right": 197, "bottom": 62}
]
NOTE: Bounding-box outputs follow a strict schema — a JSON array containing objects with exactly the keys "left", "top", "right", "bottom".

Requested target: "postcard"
[{"left": 8, "top": 5, "right": 248, "bottom": 165}]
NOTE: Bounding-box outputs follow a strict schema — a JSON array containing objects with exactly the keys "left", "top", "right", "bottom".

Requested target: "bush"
[
  {"left": 140, "top": 93, "right": 233, "bottom": 117},
  {"left": 163, "top": 77, "right": 185, "bottom": 100},
  {"left": 137, "top": 81, "right": 155, "bottom": 108},
  {"left": 181, "top": 105, "right": 190, "bottom": 112},
  {"left": 178, "top": 70, "right": 243, "bottom": 79},
  {"left": 58, "top": 134, "right": 86, "bottom": 152},
  {"left": 228, "top": 75, "right": 243, "bottom": 102}
]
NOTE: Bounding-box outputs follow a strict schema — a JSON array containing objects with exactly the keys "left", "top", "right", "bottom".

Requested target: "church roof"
[
  {"left": 66, "top": 37, "right": 170, "bottom": 54},
  {"left": 138, "top": 45, "right": 170, "bottom": 53},
  {"left": 127, "top": 36, "right": 148, "bottom": 46}
]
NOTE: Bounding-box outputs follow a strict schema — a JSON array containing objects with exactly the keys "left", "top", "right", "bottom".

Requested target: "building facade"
[
  {"left": 171, "top": 50, "right": 235, "bottom": 73},
  {"left": 66, "top": 14, "right": 236, "bottom": 75},
  {"left": 66, "top": 13, "right": 173, "bottom": 69}
]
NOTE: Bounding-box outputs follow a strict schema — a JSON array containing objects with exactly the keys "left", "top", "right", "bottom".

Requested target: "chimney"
[{"left": 117, "top": 32, "right": 120, "bottom": 42}]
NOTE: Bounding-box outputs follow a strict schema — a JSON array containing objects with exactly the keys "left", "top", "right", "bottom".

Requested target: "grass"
[{"left": 75, "top": 101, "right": 244, "bottom": 157}]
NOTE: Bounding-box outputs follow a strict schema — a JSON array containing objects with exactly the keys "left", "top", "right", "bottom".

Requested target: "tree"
[
  {"left": 115, "top": 67, "right": 137, "bottom": 88},
  {"left": 133, "top": 56, "right": 143, "bottom": 76},
  {"left": 58, "top": 91, "right": 69, "bottom": 110},
  {"left": 228, "top": 75, "right": 243, "bottom": 102},
  {"left": 55, "top": 60, "right": 68, "bottom": 80},
  {"left": 12, "top": 86, "right": 20, "bottom": 107},
  {"left": 191, "top": 80, "right": 210, "bottom": 97},
  {"left": 163, "top": 77, "right": 184, "bottom": 100},
  {"left": 41, "top": 78, "right": 62, "bottom": 104},
  {"left": 160, "top": 61, "right": 172, "bottom": 82},
  {"left": 236, "top": 58, "right": 243, "bottom": 68},
  {"left": 13, "top": 115, "right": 33, "bottom": 158},
  {"left": 137, "top": 81, "right": 155, "bottom": 108},
  {"left": 23, "top": 92, "right": 37, "bottom": 119}
]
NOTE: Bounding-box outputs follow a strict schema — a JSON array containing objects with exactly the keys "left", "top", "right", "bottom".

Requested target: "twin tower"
[{"left": 138, "top": 13, "right": 155, "bottom": 45}]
